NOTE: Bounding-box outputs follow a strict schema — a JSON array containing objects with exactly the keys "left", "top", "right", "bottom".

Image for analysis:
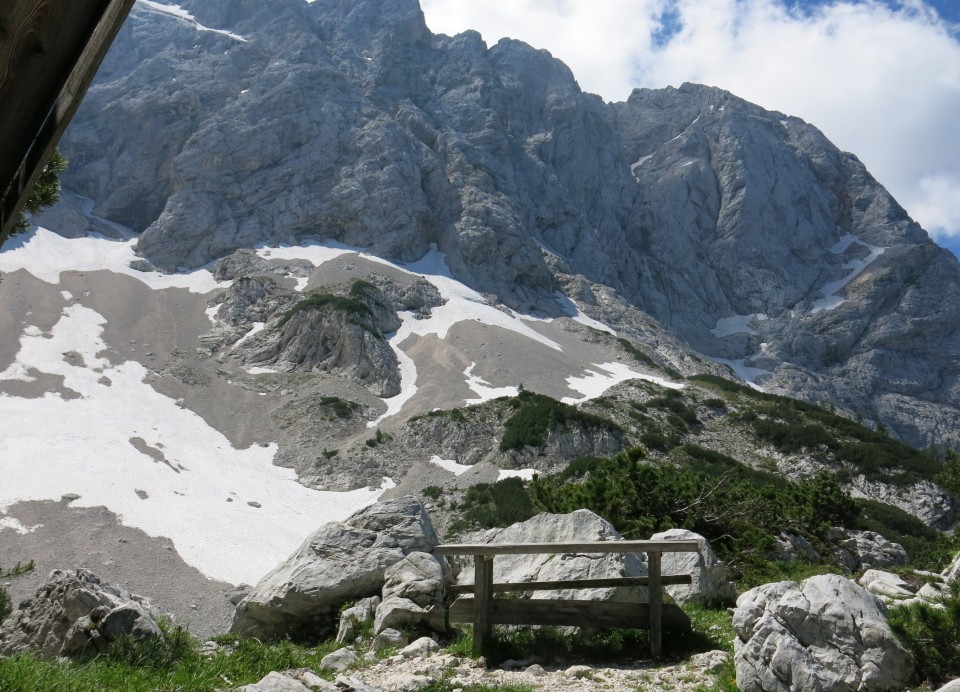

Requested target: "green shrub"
[
  {"left": 448, "top": 477, "right": 535, "bottom": 533},
  {"left": 499, "top": 391, "right": 621, "bottom": 452},
  {"left": 277, "top": 294, "right": 373, "bottom": 330},
  {"left": 889, "top": 582, "right": 960, "bottom": 686},
  {"left": 318, "top": 396, "right": 360, "bottom": 419}
]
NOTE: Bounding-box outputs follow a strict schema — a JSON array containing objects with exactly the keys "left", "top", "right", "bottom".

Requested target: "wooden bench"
[{"left": 434, "top": 539, "right": 701, "bottom": 658}]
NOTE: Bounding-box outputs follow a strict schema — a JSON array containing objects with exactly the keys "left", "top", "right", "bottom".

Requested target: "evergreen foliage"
[
  {"left": 888, "top": 582, "right": 960, "bottom": 686},
  {"left": 276, "top": 294, "right": 373, "bottom": 330},
  {"left": 499, "top": 391, "right": 621, "bottom": 451},
  {"left": 10, "top": 151, "right": 68, "bottom": 234}
]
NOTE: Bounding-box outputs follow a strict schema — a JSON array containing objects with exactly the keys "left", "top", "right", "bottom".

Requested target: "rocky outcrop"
[
  {"left": 771, "top": 533, "right": 821, "bottom": 563},
  {"left": 456, "top": 510, "right": 647, "bottom": 602},
  {"left": 859, "top": 569, "right": 950, "bottom": 608},
  {"left": 231, "top": 497, "right": 439, "bottom": 641},
  {"left": 733, "top": 574, "right": 914, "bottom": 691},
  {"left": 827, "top": 528, "right": 908, "bottom": 571},
  {"left": 649, "top": 528, "right": 735, "bottom": 605},
  {"left": 243, "top": 282, "right": 402, "bottom": 396},
  {"left": 373, "top": 552, "right": 448, "bottom": 635},
  {"left": 336, "top": 596, "right": 380, "bottom": 644},
  {"left": 58, "top": 0, "right": 960, "bottom": 449},
  {"left": 0, "top": 569, "right": 162, "bottom": 659}
]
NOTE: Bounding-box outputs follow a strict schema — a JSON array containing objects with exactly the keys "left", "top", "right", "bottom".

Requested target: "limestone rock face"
[
  {"left": 231, "top": 497, "right": 439, "bottom": 641},
  {"left": 733, "top": 574, "right": 914, "bottom": 691},
  {"left": 374, "top": 552, "right": 448, "bottom": 635},
  {"left": 0, "top": 569, "right": 161, "bottom": 659},
  {"left": 455, "top": 510, "right": 646, "bottom": 602},
  {"left": 827, "top": 528, "right": 908, "bottom": 571},
  {"left": 649, "top": 528, "right": 735, "bottom": 605},
  {"left": 241, "top": 282, "right": 403, "bottom": 397},
  {"left": 57, "top": 0, "right": 960, "bottom": 449}
]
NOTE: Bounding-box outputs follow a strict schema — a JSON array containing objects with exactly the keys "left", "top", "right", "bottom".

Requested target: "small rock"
[
  {"left": 319, "top": 647, "right": 358, "bottom": 672},
  {"left": 379, "top": 672, "right": 432, "bottom": 691},
  {"left": 525, "top": 664, "right": 547, "bottom": 676},
  {"left": 563, "top": 664, "right": 594, "bottom": 679},
  {"left": 372, "top": 628, "right": 408, "bottom": 652},
  {"left": 400, "top": 636, "right": 439, "bottom": 658},
  {"left": 689, "top": 650, "right": 728, "bottom": 673}
]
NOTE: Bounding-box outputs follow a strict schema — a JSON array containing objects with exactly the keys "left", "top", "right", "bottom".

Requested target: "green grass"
[{"left": 0, "top": 632, "right": 341, "bottom": 692}]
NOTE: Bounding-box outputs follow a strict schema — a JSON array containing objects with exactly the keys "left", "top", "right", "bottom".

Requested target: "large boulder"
[
  {"left": 0, "top": 569, "right": 162, "bottom": 659},
  {"left": 231, "top": 497, "right": 439, "bottom": 640},
  {"left": 649, "top": 528, "right": 735, "bottom": 605},
  {"left": 374, "top": 552, "right": 448, "bottom": 635},
  {"left": 455, "top": 510, "right": 646, "bottom": 602},
  {"left": 733, "top": 574, "right": 914, "bottom": 691}
]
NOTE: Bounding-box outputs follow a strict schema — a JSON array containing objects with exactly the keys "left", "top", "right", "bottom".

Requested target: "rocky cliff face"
[{"left": 56, "top": 0, "right": 960, "bottom": 448}]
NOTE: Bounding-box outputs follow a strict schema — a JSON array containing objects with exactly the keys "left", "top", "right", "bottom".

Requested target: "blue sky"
[{"left": 421, "top": 0, "right": 960, "bottom": 258}]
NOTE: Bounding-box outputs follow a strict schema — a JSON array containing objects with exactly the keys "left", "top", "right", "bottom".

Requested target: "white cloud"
[{"left": 419, "top": 0, "right": 960, "bottom": 245}]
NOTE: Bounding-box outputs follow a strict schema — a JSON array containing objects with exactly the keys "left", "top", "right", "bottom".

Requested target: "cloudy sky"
[{"left": 420, "top": 0, "right": 960, "bottom": 257}]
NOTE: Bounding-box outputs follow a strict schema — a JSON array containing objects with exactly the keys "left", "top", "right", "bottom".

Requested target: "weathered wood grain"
[
  {"left": 434, "top": 540, "right": 701, "bottom": 556},
  {"left": 448, "top": 574, "right": 693, "bottom": 595}
]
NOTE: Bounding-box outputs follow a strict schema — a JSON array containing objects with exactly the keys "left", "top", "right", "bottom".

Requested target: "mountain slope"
[{"left": 46, "top": 0, "right": 960, "bottom": 450}]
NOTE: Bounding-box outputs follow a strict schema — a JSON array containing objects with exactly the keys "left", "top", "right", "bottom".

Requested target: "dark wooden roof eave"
[{"left": 0, "top": 0, "right": 136, "bottom": 247}]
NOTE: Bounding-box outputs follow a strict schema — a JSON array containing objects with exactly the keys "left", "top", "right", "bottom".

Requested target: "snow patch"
[
  {"left": 553, "top": 292, "right": 616, "bottom": 334},
  {"left": 137, "top": 0, "right": 248, "bottom": 42},
  {"left": 709, "top": 357, "right": 771, "bottom": 391},
  {"left": 498, "top": 468, "right": 538, "bottom": 481},
  {"left": 812, "top": 237, "right": 886, "bottom": 313},
  {"left": 464, "top": 363, "right": 518, "bottom": 404},
  {"left": 429, "top": 455, "right": 473, "bottom": 477},
  {"left": 0, "top": 228, "right": 226, "bottom": 294},
  {"left": 246, "top": 366, "right": 279, "bottom": 375},
  {"left": 631, "top": 154, "right": 653, "bottom": 179},
  {"left": 233, "top": 322, "right": 265, "bottom": 348},
  {"left": 710, "top": 313, "right": 768, "bottom": 338},
  {"left": 0, "top": 515, "right": 41, "bottom": 535},
  {"left": 0, "top": 305, "right": 386, "bottom": 585},
  {"left": 561, "top": 362, "right": 684, "bottom": 404}
]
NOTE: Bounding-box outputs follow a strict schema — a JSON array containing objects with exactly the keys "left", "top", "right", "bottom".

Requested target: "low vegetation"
[
  {"left": 276, "top": 293, "right": 374, "bottom": 330},
  {"left": 499, "top": 390, "right": 621, "bottom": 451}
]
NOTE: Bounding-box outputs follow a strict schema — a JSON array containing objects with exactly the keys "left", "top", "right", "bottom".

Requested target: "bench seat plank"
[{"left": 449, "top": 597, "right": 690, "bottom": 631}]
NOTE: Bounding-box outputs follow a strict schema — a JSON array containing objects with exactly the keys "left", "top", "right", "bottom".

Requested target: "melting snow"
[
  {"left": 137, "top": 0, "right": 248, "bottom": 42},
  {"left": 561, "top": 362, "right": 684, "bottom": 404},
  {"left": 0, "top": 228, "right": 225, "bottom": 294},
  {"left": 498, "top": 468, "right": 538, "bottom": 481},
  {"left": 464, "top": 363, "right": 519, "bottom": 404},
  {"left": 0, "top": 515, "right": 41, "bottom": 535},
  {"left": 253, "top": 241, "right": 561, "bottom": 427},
  {"left": 0, "top": 303, "right": 388, "bottom": 585},
  {"left": 711, "top": 313, "right": 768, "bottom": 338},
  {"left": 709, "top": 357, "right": 771, "bottom": 391},
  {"left": 553, "top": 292, "right": 616, "bottom": 334},
  {"left": 233, "top": 322, "right": 266, "bottom": 348},
  {"left": 631, "top": 154, "right": 653, "bottom": 179},
  {"left": 428, "top": 455, "right": 473, "bottom": 477},
  {"left": 811, "top": 236, "right": 886, "bottom": 313}
]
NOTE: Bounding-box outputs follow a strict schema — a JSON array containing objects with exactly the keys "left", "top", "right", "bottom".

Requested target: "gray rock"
[
  {"left": 827, "top": 528, "right": 908, "bottom": 571},
  {"left": 858, "top": 570, "right": 917, "bottom": 604},
  {"left": 649, "top": 528, "right": 735, "bottom": 605},
  {"left": 936, "top": 680, "right": 960, "bottom": 692},
  {"left": 336, "top": 596, "right": 380, "bottom": 643},
  {"left": 237, "top": 670, "right": 329, "bottom": 691},
  {"left": 733, "top": 574, "right": 914, "bottom": 691},
  {"left": 943, "top": 551, "right": 960, "bottom": 582},
  {"left": 334, "top": 676, "right": 381, "bottom": 692},
  {"left": 372, "top": 627, "right": 408, "bottom": 652},
  {"left": 320, "top": 647, "right": 360, "bottom": 673},
  {"left": 58, "top": 0, "right": 960, "bottom": 451},
  {"left": 456, "top": 510, "right": 647, "bottom": 602},
  {"left": 0, "top": 569, "right": 162, "bottom": 659},
  {"left": 374, "top": 552, "right": 447, "bottom": 634},
  {"left": 231, "top": 497, "right": 439, "bottom": 641},
  {"left": 399, "top": 636, "right": 440, "bottom": 658},
  {"left": 771, "top": 533, "right": 821, "bottom": 563},
  {"left": 227, "top": 584, "right": 254, "bottom": 606}
]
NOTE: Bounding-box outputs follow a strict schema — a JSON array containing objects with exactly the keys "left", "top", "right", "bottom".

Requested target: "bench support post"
[
  {"left": 473, "top": 554, "right": 494, "bottom": 656},
  {"left": 649, "top": 551, "right": 662, "bottom": 659}
]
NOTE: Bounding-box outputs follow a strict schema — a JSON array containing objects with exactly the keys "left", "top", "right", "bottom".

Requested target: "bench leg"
[
  {"left": 649, "top": 551, "right": 662, "bottom": 659},
  {"left": 473, "top": 554, "right": 494, "bottom": 656}
]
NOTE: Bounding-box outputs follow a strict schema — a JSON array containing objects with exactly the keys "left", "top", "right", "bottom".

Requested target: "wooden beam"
[
  {"left": 648, "top": 551, "right": 663, "bottom": 659},
  {"left": 448, "top": 574, "right": 692, "bottom": 595},
  {"left": 434, "top": 540, "right": 701, "bottom": 556},
  {"left": 449, "top": 598, "right": 690, "bottom": 633},
  {"left": 0, "top": 0, "right": 136, "bottom": 245},
  {"left": 472, "top": 555, "right": 494, "bottom": 656}
]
